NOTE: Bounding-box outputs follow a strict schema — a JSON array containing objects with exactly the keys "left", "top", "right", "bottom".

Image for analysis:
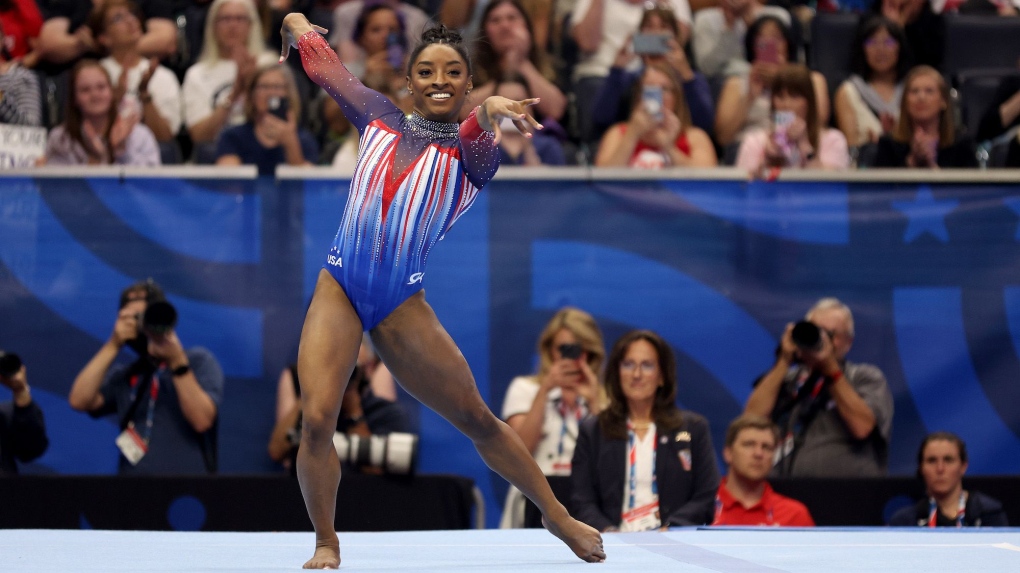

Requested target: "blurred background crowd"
[{"left": 0, "top": 0, "right": 1018, "bottom": 173}]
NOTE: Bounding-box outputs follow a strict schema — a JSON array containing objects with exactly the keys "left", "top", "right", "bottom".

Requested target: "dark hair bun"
[{"left": 421, "top": 25, "right": 463, "bottom": 47}]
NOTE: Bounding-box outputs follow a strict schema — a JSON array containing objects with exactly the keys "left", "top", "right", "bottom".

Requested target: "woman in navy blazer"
[{"left": 570, "top": 330, "right": 720, "bottom": 532}]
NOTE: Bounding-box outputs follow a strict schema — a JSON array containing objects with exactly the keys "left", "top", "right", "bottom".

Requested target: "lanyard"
[
  {"left": 128, "top": 372, "right": 160, "bottom": 444},
  {"left": 626, "top": 421, "right": 657, "bottom": 513},
  {"left": 555, "top": 399, "right": 585, "bottom": 461},
  {"left": 928, "top": 491, "right": 967, "bottom": 527}
]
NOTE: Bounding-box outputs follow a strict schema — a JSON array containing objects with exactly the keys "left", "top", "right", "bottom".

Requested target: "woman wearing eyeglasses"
[
  {"left": 499, "top": 307, "right": 605, "bottom": 528},
  {"left": 571, "top": 330, "right": 719, "bottom": 532},
  {"left": 834, "top": 15, "right": 911, "bottom": 149},
  {"left": 182, "top": 0, "right": 275, "bottom": 163}
]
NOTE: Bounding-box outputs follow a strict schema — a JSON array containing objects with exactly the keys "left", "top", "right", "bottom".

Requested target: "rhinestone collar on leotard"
[{"left": 406, "top": 112, "right": 460, "bottom": 140}]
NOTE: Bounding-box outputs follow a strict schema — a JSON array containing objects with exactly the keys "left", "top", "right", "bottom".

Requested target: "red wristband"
[{"left": 829, "top": 370, "right": 843, "bottom": 383}]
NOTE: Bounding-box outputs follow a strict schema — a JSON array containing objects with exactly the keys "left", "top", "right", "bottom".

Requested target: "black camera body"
[
  {"left": 0, "top": 349, "right": 22, "bottom": 377},
  {"left": 142, "top": 300, "right": 178, "bottom": 335},
  {"left": 558, "top": 343, "right": 583, "bottom": 360},
  {"left": 791, "top": 321, "right": 824, "bottom": 351}
]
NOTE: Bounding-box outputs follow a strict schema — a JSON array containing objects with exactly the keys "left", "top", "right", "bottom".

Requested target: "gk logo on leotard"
[
  {"left": 407, "top": 272, "right": 424, "bottom": 285},
  {"left": 327, "top": 255, "right": 343, "bottom": 267}
]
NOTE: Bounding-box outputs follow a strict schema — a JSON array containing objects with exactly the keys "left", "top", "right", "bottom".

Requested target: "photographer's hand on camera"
[
  {"left": 111, "top": 305, "right": 140, "bottom": 349},
  {"left": 0, "top": 363, "right": 31, "bottom": 408},
  {"left": 799, "top": 329, "right": 842, "bottom": 380},
  {"left": 146, "top": 329, "right": 217, "bottom": 434},
  {"left": 745, "top": 322, "right": 799, "bottom": 418},
  {"left": 146, "top": 330, "right": 187, "bottom": 369},
  {"left": 70, "top": 303, "right": 147, "bottom": 413},
  {"left": 777, "top": 322, "right": 798, "bottom": 364}
]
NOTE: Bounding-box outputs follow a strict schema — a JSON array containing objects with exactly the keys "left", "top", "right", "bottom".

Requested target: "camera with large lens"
[
  {"left": 332, "top": 431, "right": 419, "bottom": 475},
  {"left": 790, "top": 321, "right": 823, "bottom": 352},
  {"left": 0, "top": 349, "right": 23, "bottom": 377},
  {"left": 142, "top": 300, "right": 178, "bottom": 335}
]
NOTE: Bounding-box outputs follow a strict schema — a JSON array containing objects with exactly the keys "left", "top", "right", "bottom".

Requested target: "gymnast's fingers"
[{"left": 492, "top": 120, "right": 503, "bottom": 146}]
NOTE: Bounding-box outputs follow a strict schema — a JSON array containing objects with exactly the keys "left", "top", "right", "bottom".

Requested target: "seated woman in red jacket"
[{"left": 594, "top": 63, "right": 717, "bottom": 170}]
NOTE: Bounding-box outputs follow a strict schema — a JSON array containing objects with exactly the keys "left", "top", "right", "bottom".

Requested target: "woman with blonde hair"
[
  {"left": 499, "top": 307, "right": 605, "bottom": 528},
  {"left": 215, "top": 64, "right": 318, "bottom": 175},
  {"left": 182, "top": 0, "right": 276, "bottom": 162},
  {"left": 873, "top": 65, "right": 977, "bottom": 168}
]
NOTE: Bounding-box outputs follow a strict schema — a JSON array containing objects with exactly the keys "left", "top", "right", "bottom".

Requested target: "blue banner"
[{"left": 1, "top": 172, "right": 1019, "bottom": 527}]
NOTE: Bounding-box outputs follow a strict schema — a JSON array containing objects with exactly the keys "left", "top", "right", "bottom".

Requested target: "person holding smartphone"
[
  {"left": 595, "top": 63, "right": 717, "bottom": 169},
  {"left": 714, "top": 15, "right": 830, "bottom": 152},
  {"left": 591, "top": 4, "right": 715, "bottom": 139},
  {"left": 499, "top": 308, "right": 605, "bottom": 528},
  {"left": 691, "top": 0, "right": 792, "bottom": 79},
  {"left": 735, "top": 63, "right": 849, "bottom": 177},
  {"left": 215, "top": 63, "right": 318, "bottom": 176},
  {"left": 352, "top": 2, "right": 413, "bottom": 113}
]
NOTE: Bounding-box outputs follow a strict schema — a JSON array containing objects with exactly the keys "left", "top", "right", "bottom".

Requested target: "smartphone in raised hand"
[
  {"left": 268, "top": 96, "right": 290, "bottom": 120},
  {"left": 632, "top": 33, "right": 672, "bottom": 56},
  {"left": 642, "top": 85, "right": 665, "bottom": 123},
  {"left": 386, "top": 32, "right": 405, "bottom": 70},
  {"left": 755, "top": 37, "right": 781, "bottom": 64}
]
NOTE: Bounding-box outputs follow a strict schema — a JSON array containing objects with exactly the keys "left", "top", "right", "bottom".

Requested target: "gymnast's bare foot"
[
  {"left": 303, "top": 539, "right": 340, "bottom": 569},
  {"left": 543, "top": 515, "right": 606, "bottom": 563}
]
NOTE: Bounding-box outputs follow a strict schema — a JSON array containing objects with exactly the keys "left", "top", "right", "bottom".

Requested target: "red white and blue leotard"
[{"left": 298, "top": 33, "right": 499, "bottom": 330}]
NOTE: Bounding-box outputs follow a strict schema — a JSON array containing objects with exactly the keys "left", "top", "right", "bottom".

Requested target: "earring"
[{"left": 408, "top": 89, "right": 413, "bottom": 95}]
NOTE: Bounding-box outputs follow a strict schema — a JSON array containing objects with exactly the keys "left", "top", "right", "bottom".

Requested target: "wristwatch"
[{"left": 171, "top": 363, "right": 191, "bottom": 377}]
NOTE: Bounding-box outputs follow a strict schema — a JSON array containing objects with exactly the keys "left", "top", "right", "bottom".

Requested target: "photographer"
[
  {"left": 268, "top": 360, "right": 412, "bottom": 475},
  {"left": 744, "top": 298, "right": 893, "bottom": 477},
  {"left": 1, "top": 351, "right": 49, "bottom": 475},
  {"left": 68, "top": 280, "right": 224, "bottom": 475}
]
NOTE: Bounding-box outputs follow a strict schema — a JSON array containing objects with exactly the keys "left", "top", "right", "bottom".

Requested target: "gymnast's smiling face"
[{"left": 407, "top": 44, "right": 473, "bottom": 123}]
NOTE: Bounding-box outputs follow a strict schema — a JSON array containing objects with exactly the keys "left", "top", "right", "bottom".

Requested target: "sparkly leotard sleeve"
[{"left": 298, "top": 32, "right": 499, "bottom": 330}]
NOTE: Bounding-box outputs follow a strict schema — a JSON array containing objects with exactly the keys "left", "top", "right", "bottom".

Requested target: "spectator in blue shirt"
[{"left": 216, "top": 63, "right": 318, "bottom": 176}]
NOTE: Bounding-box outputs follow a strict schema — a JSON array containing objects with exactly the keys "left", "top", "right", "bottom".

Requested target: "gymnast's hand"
[
  {"left": 479, "top": 96, "right": 543, "bottom": 145},
  {"left": 279, "top": 13, "right": 329, "bottom": 63}
]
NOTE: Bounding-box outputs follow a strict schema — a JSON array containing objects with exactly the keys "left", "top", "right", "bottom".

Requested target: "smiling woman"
[
  {"left": 570, "top": 330, "right": 720, "bottom": 533},
  {"left": 277, "top": 12, "right": 603, "bottom": 569},
  {"left": 44, "top": 59, "right": 160, "bottom": 166}
]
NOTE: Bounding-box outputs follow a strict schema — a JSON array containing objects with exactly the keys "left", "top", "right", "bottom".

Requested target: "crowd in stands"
[
  {"left": 0, "top": 0, "right": 1016, "bottom": 172},
  {"left": 498, "top": 300, "right": 1006, "bottom": 530},
  {"left": 0, "top": 284, "right": 1011, "bottom": 530}
]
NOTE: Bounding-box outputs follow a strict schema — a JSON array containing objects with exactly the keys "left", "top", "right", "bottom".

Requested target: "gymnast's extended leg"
[
  {"left": 296, "top": 270, "right": 364, "bottom": 569},
  {"left": 370, "top": 291, "right": 606, "bottom": 563}
]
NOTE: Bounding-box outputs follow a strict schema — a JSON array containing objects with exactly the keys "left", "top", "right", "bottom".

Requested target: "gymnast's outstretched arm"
[{"left": 282, "top": 15, "right": 400, "bottom": 132}]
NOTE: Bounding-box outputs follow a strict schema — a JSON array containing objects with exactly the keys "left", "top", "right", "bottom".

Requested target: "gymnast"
[{"left": 277, "top": 12, "right": 605, "bottom": 569}]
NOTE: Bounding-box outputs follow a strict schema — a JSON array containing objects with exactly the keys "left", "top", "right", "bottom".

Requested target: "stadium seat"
[
  {"left": 942, "top": 15, "right": 1020, "bottom": 80},
  {"left": 809, "top": 13, "right": 860, "bottom": 99},
  {"left": 956, "top": 68, "right": 1020, "bottom": 139}
]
